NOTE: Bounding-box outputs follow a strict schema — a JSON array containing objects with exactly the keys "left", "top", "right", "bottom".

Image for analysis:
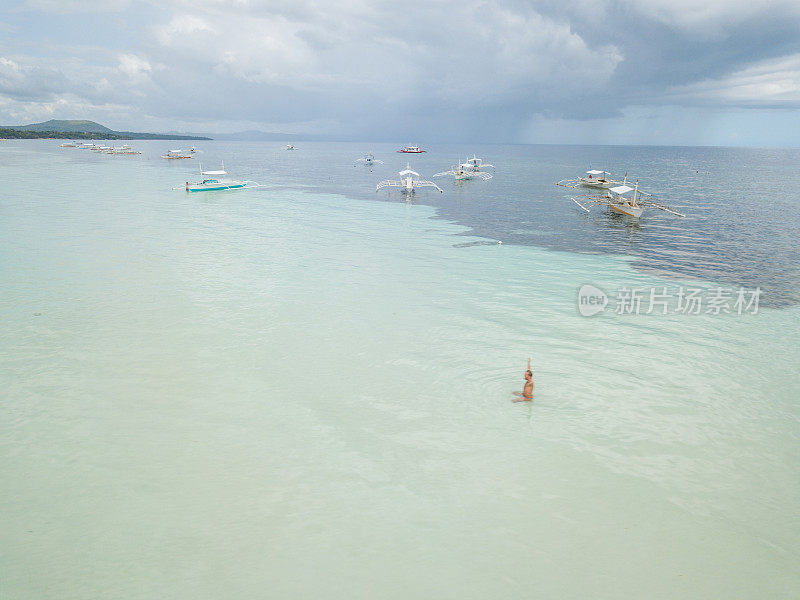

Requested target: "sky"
[{"left": 1, "top": 0, "right": 799, "bottom": 146}]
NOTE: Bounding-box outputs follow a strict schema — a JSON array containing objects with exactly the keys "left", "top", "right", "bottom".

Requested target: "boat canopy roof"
[
  {"left": 609, "top": 185, "right": 634, "bottom": 195},
  {"left": 169, "top": 149, "right": 183, "bottom": 153},
  {"left": 399, "top": 168, "right": 419, "bottom": 176},
  {"left": 203, "top": 170, "right": 227, "bottom": 175},
  {"left": 586, "top": 169, "right": 606, "bottom": 175}
]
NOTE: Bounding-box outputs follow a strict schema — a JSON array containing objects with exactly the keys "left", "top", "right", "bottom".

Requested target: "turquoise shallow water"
[{"left": 1, "top": 141, "right": 799, "bottom": 598}]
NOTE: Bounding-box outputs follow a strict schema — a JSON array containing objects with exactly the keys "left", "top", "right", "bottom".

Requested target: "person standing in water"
[{"left": 514, "top": 358, "right": 534, "bottom": 401}]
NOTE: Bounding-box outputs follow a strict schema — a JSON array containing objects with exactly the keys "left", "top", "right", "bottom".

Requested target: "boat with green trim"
[{"left": 184, "top": 163, "right": 255, "bottom": 192}]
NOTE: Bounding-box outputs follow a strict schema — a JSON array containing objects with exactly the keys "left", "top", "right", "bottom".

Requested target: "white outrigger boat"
[
  {"left": 184, "top": 163, "right": 257, "bottom": 192},
  {"left": 557, "top": 169, "right": 620, "bottom": 189},
  {"left": 161, "top": 149, "right": 192, "bottom": 159},
  {"left": 570, "top": 179, "right": 685, "bottom": 219},
  {"left": 376, "top": 164, "right": 443, "bottom": 194},
  {"left": 59, "top": 141, "right": 78, "bottom": 147},
  {"left": 285, "top": 144, "right": 296, "bottom": 150},
  {"left": 355, "top": 152, "right": 383, "bottom": 166},
  {"left": 463, "top": 154, "right": 494, "bottom": 174},
  {"left": 107, "top": 144, "right": 141, "bottom": 155},
  {"left": 434, "top": 155, "right": 494, "bottom": 181}
]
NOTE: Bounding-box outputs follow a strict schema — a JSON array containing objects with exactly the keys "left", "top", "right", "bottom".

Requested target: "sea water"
[{"left": 1, "top": 141, "right": 798, "bottom": 599}]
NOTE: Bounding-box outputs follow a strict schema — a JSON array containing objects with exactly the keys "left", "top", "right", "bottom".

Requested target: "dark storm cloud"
[{"left": 1, "top": 0, "right": 799, "bottom": 141}]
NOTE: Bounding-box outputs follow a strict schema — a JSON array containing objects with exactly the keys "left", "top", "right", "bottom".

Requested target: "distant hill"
[
  {"left": 8, "top": 119, "right": 114, "bottom": 133},
  {"left": 0, "top": 119, "right": 210, "bottom": 140}
]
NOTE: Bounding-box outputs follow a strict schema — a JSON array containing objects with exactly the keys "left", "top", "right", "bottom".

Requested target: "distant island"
[{"left": 0, "top": 120, "right": 211, "bottom": 140}]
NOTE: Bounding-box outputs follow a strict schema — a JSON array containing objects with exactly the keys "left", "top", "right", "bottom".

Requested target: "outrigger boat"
[
  {"left": 570, "top": 179, "right": 685, "bottom": 219},
  {"left": 184, "top": 163, "right": 256, "bottom": 192},
  {"left": 557, "top": 169, "right": 621, "bottom": 189},
  {"left": 161, "top": 149, "right": 192, "bottom": 159},
  {"left": 285, "top": 144, "right": 296, "bottom": 150},
  {"left": 435, "top": 155, "right": 494, "bottom": 181},
  {"left": 397, "top": 145, "right": 426, "bottom": 153},
  {"left": 59, "top": 141, "right": 78, "bottom": 147},
  {"left": 376, "top": 164, "right": 443, "bottom": 194},
  {"left": 463, "top": 154, "right": 493, "bottom": 174},
  {"left": 355, "top": 152, "right": 383, "bottom": 166},
  {"left": 107, "top": 144, "right": 141, "bottom": 155}
]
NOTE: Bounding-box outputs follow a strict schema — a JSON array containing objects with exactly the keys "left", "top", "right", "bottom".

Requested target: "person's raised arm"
[{"left": 527, "top": 357, "right": 531, "bottom": 372}]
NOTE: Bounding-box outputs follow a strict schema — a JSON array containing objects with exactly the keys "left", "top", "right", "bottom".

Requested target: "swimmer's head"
[{"left": 525, "top": 370, "right": 532, "bottom": 380}]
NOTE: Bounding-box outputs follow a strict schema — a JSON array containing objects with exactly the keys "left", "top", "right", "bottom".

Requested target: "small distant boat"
[
  {"left": 377, "top": 164, "right": 443, "bottom": 194},
  {"left": 60, "top": 141, "right": 78, "bottom": 148},
  {"left": 434, "top": 163, "right": 492, "bottom": 181},
  {"left": 285, "top": 144, "right": 296, "bottom": 150},
  {"left": 188, "top": 146, "right": 197, "bottom": 153},
  {"left": 579, "top": 170, "right": 617, "bottom": 188},
  {"left": 397, "top": 145, "right": 426, "bottom": 153},
  {"left": 557, "top": 169, "right": 621, "bottom": 189},
  {"left": 434, "top": 155, "right": 494, "bottom": 181},
  {"left": 77, "top": 142, "right": 96, "bottom": 149},
  {"left": 184, "top": 163, "right": 254, "bottom": 192},
  {"left": 92, "top": 145, "right": 112, "bottom": 152},
  {"left": 355, "top": 152, "right": 383, "bottom": 166},
  {"left": 462, "top": 154, "right": 494, "bottom": 174},
  {"left": 162, "top": 149, "right": 192, "bottom": 159},
  {"left": 107, "top": 144, "right": 141, "bottom": 155}
]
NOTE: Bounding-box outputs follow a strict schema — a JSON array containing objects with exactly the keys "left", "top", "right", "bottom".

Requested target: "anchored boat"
[
  {"left": 557, "top": 169, "right": 621, "bottom": 189},
  {"left": 355, "top": 152, "right": 383, "bottom": 166},
  {"left": 185, "top": 163, "right": 250, "bottom": 192},
  {"left": 397, "top": 145, "right": 426, "bottom": 153},
  {"left": 570, "top": 179, "right": 685, "bottom": 219},
  {"left": 434, "top": 155, "right": 494, "bottom": 181},
  {"left": 162, "top": 149, "right": 192, "bottom": 159},
  {"left": 107, "top": 144, "right": 141, "bottom": 155},
  {"left": 377, "top": 164, "right": 443, "bottom": 194}
]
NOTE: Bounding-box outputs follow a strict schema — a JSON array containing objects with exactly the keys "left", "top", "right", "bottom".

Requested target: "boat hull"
[
  {"left": 610, "top": 204, "right": 644, "bottom": 218},
  {"left": 186, "top": 182, "right": 246, "bottom": 192},
  {"left": 580, "top": 178, "right": 613, "bottom": 188}
]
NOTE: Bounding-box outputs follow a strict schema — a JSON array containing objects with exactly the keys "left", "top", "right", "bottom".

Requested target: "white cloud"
[
  {"left": 149, "top": 0, "right": 622, "bottom": 106},
  {"left": 4, "top": 0, "right": 798, "bottom": 143},
  {"left": 118, "top": 54, "right": 152, "bottom": 82},
  {"left": 670, "top": 53, "right": 800, "bottom": 107},
  {"left": 0, "top": 56, "right": 22, "bottom": 80},
  {"left": 622, "top": 0, "right": 800, "bottom": 37},
  {"left": 0, "top": 55, "right": 66, "bottom": 100},
  {"left": 0, "top": 93, "right": 132, "bottom": 126},
  {"left": 24, "top": 0, "right": 131, "bottom": 13},
  {"left": 0, "top": 51, "right": 159, "bottom": 112},
  {"left": 155, "top": 15, "right": 215, "bottom": 39}
]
